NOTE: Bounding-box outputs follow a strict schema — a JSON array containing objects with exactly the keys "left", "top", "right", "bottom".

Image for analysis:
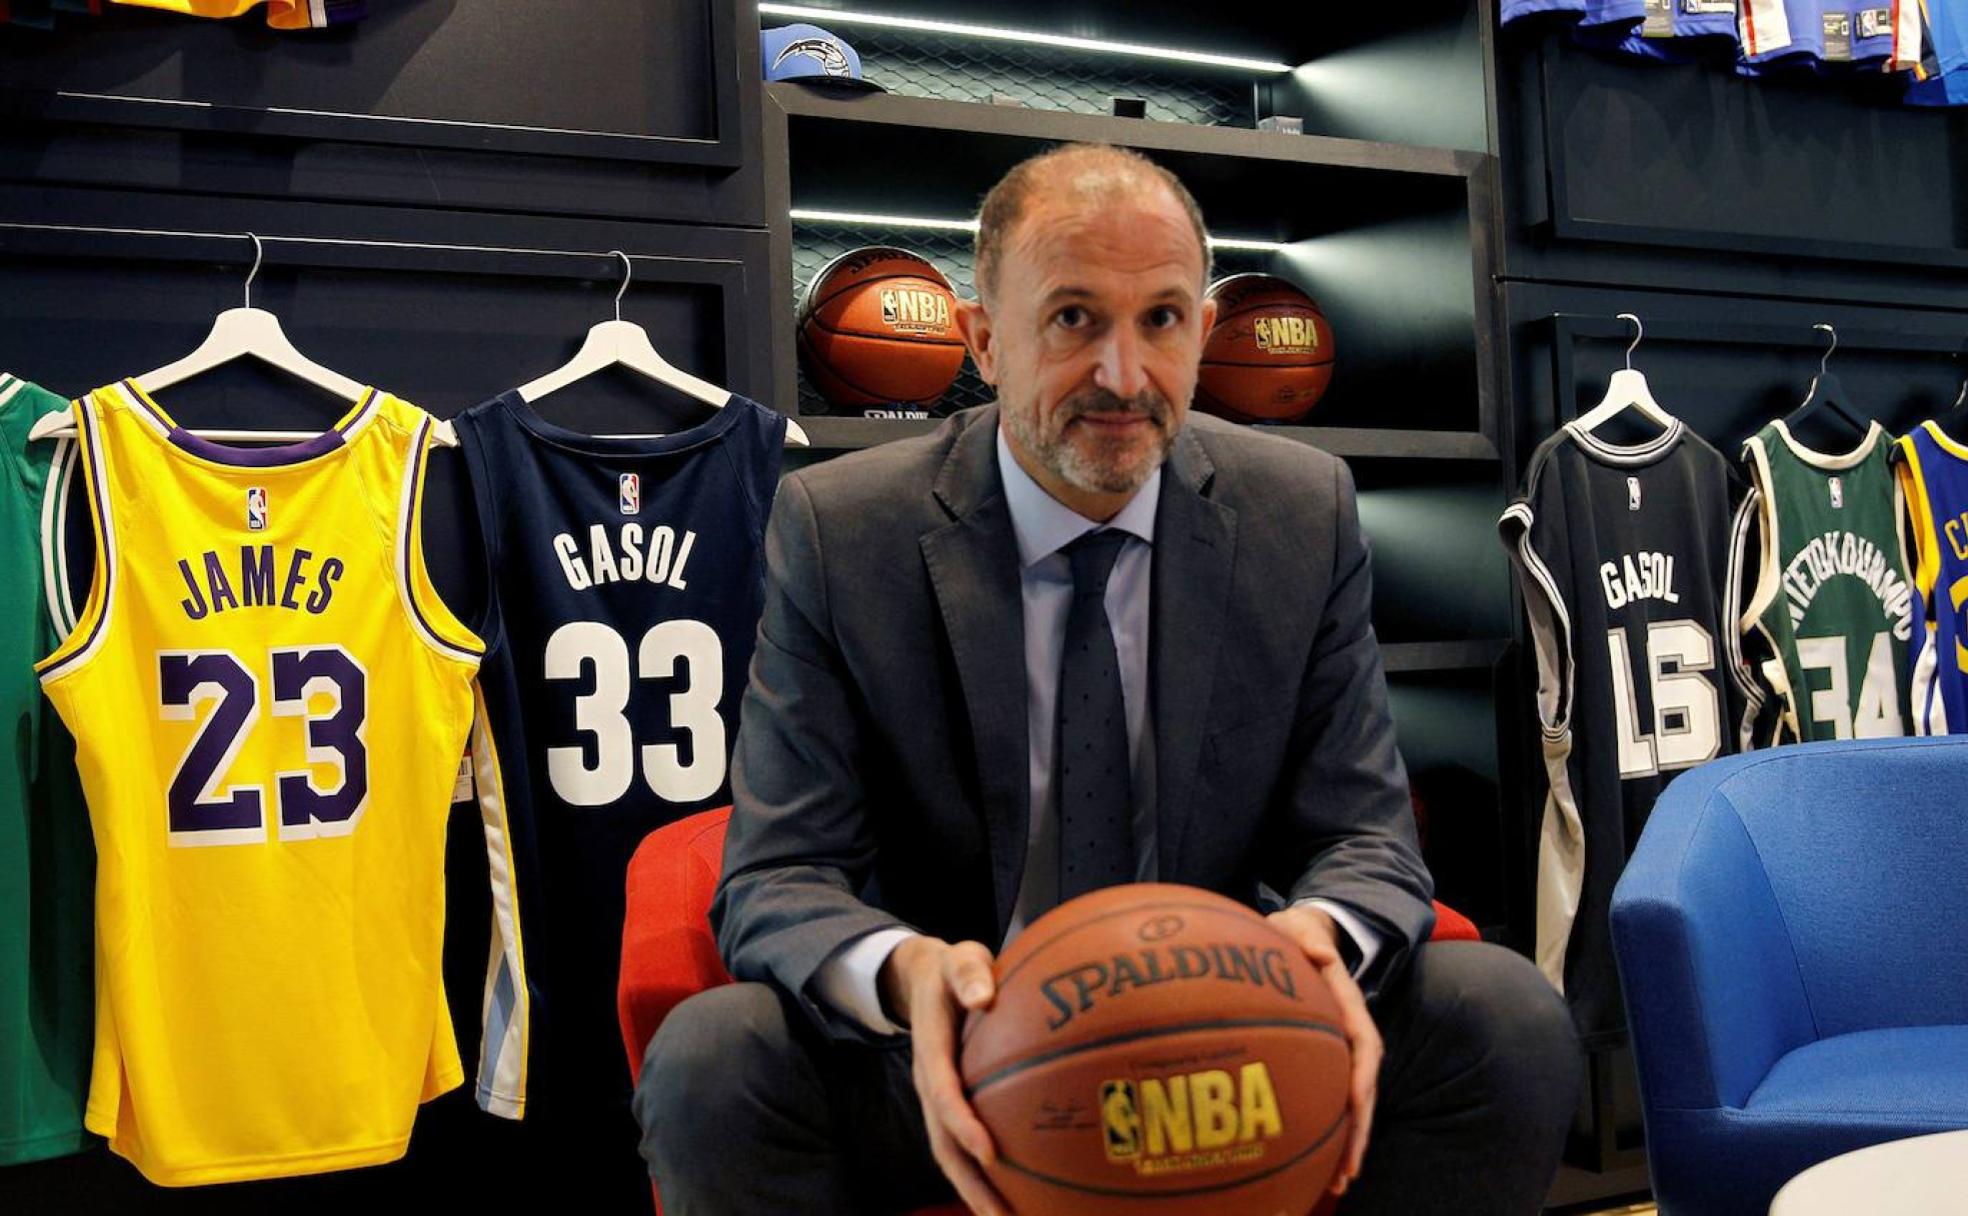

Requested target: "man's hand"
[
  {"left": 1266, "top": 904, "right": 1382, "bottom": 1198},
  {"left": 878, "top": 935, "right": 1011, "bottom": 1216}
]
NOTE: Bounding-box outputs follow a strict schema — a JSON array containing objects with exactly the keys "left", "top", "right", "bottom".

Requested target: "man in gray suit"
[{"left": 636, "top": 143, "right": 1579, "bottom": 1215}]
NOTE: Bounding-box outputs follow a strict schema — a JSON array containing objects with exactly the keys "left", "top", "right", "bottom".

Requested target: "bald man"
[{"left": 634, "top": 144, "right": 1580, "bottom": 1216}]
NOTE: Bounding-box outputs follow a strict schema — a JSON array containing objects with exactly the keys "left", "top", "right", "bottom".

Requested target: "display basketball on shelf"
[
  {"left": 960, "top": 884, "right": 1351, "bottom": 1216},
  {"left": 1196, "top": 273, "right": 1335, "bottom": 424},
  {"left": 797, "top": 246, "right": 966, "bottom": 412}
]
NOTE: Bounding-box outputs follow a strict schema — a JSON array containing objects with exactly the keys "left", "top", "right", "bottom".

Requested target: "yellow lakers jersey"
[
  {"left": 107, "top": 0, "right": 364, "bottom": 30},
  {"left": 36, "top": 380, "right": 482, "bottom": 1186}
]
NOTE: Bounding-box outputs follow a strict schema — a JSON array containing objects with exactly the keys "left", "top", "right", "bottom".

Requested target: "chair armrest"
[{"left": 1612, "top": 754, "right": 1816, "bottom": 1112}]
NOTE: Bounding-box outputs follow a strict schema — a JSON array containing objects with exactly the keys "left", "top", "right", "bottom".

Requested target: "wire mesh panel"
[
  {"left": 822, "top": 26, "right": 1257, "bottom": 128},
  {"left": 792, "top": 219, "right": 1269, "bottom": 416}
]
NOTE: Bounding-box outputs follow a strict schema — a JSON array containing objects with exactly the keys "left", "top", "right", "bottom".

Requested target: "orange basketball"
[
  {"left": 1195, "top": 274, "right": 1335, "bottom": 424},
  {"left": 960, "top": 883, "right": 1351, "bottom": 1216},
  {"left": 797, "top": 246, "right": 967, "bottom": 411}
]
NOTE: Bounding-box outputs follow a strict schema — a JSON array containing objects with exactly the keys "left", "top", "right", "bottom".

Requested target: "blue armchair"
[{"left": 1610, "top": 737, "right": 1968, "bottom": 1216}]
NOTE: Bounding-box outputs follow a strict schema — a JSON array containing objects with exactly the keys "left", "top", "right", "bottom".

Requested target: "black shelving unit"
[
  {"left": 765, "top": 83, "right": 1503, "bottom": 447},
  {"left": 754, "top": 7, "right": 1521, "bottom": 968},
  {"left": 797, "top": 414, "right": 1500, "bottom": 459}
]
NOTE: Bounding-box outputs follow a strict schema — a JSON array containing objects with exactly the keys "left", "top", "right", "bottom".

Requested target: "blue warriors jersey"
[
  {"left": 453, "top": 391, "right": 783, "bottom": 1174},
  {"left": 1740, "top": 0, "right": 1922, "bottom": 70},
  {"left": 1498, "top": 0, "right": 1729, "bottom": 62},
  {"left": 1907, "top": 0, "right": 1965, "bottom": 101},
  {"left": 1502, "top": 0, "right": 1590, "bottom": 22},
  {"left": 1576, "top": 0, "right": 1739, "bottom": 61},
  {"left": 1895, "top": 421, "right": 1968, "bottom": 733}
]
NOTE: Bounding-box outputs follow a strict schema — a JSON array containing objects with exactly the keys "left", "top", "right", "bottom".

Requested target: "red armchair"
[{"left": 618, "top": 806, "right": 1482, "bottom": 1215}]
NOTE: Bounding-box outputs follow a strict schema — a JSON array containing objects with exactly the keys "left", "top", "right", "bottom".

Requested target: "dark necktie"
[{"left": 1057, "top": 529, "right": 1135, "bottom": 903}]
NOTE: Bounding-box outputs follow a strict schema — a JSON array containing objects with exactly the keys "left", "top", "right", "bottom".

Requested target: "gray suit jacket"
[{"left": 713, "top": 405, "right": 1433, "bottom": 1041}]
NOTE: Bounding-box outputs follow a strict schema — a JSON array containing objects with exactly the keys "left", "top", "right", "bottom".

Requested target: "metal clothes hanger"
[
  {"left": 1782, "top": 323, "right": 1868, "bottom": 440},
  {"left": 28, "top": 233, "right": 455, "bottom": 445},
  {"left": 1931, "top": 346, "right": 1968, "bottom": 442},
  {"left": 1571, "top": 313, "right": 1676, "bottom": 437},
  {"left": 517, "top": 251, "right": 810, "bottom": 447}
]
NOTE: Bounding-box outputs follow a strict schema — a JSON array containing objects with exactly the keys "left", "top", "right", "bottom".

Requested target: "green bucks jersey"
[
  {"left": 1740, "top": 420, "right": 1913, "bottom": 742},
  {"left": 0, "top": 372, "right": 94, "bottom": 1165}
]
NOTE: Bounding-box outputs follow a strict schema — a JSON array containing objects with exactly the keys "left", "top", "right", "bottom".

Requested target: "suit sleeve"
[
  {"left": 713, "top": 472, "right": 917, "bottom": 1043},
  {"left": 1261, "top": 459, "right": 1434, "bottom": 997}
]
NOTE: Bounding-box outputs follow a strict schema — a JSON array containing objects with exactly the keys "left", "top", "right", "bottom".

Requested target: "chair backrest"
[
  {"left": 618, "top": 807, "right": 735, "bottom": 1076},
  {"left": 1706, "top": 738, "right": 1968, "bottom": 1035}
]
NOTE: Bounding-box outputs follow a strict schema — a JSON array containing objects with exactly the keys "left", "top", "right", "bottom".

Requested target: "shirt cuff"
[
  {"left": 1296, "top": 897, "right": 1383, "bottom": 980},
  {"left": 807, "top": 927, "right": 920, "bottom": 1038}
]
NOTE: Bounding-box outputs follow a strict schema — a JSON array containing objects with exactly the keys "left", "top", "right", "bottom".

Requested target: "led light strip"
[
  {"left": 790, "top": 208, "right": 1284, "bottom": 251},
  {"left": 758, "top": 4, "right": 1294, "bottom": 74}
]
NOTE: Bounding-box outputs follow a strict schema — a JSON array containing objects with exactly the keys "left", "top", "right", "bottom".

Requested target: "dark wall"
[
  {"left": 0, "top": 3, "right": 769, "bottom": 1211},
  {"left": 1493, "top": 13, "right": 1968, "bottom": 956},
  {"left": 1490, "top": 15, "right": 1968, "bottom": 1179}
]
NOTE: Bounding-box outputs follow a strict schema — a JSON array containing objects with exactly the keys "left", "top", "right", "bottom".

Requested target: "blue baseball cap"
[{"left": 760, "top": 23, "right": 885, "bottom": 92}]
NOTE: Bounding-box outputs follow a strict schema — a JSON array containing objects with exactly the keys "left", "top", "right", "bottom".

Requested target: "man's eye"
[
  {"left": 1147, "top": 306, "right": 1181, "bottom": 329},
  {"left": 1054, "top": 306, "right": 1089, "bottom": 329}
]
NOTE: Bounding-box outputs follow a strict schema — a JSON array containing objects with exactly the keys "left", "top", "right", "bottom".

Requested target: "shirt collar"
[{"left": 996, "top": 425, "right": 1160, "bottom": 570}]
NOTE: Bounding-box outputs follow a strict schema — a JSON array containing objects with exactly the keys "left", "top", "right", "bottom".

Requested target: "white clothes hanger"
[
  {"left": 30, "top": 234, "right": 456, "bottom": 446},
  {"left": 1571, "top": 313, "right": 1676, "bottom": 437},
  {"left": 517, "top": 251, "right": 809, "bottom": 447}
]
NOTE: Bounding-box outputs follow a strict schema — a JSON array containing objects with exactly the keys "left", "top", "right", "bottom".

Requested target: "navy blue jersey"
[{"left": 454, "top": 390, "right": 783, "bottom": 1137}]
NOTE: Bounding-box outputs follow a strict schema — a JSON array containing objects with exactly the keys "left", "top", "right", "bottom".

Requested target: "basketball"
[
  {"left": 1195, "top": 274, "right": 1335, "bottom": 424},
  {"left": 959, "top": 883, "right": 1352, "bottom": 1216},
  {"left": 797, "top": 246, "right": 968, "bottom": 411}
]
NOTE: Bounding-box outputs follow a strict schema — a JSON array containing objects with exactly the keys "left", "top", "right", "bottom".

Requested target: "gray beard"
[{"left": 1000, "top": 395, "right": 1174, "bottom": 497}]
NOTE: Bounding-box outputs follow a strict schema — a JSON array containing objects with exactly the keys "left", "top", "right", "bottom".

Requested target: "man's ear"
[
  {"left": 955, "top": 297, "right": 998, "bottom": 387},
  {"left": 1199, "top": 295, "right": 1219, "bottom": 337}
]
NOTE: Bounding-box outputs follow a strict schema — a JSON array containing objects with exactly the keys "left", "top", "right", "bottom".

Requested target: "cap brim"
[{"left": 775, "top": 75, "right": 887, "bottom": 93}]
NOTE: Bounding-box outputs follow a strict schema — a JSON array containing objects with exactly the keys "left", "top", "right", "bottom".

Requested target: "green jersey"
[
  {"left": 1741, "top": 420, "right": 1913, "bottom": 742},
  {"left": 0, "top": 372, "right": 94, "bottom": 1165}
]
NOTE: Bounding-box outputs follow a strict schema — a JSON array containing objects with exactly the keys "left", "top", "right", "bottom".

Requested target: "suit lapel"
[
  {"left": 1152, "top": 428, "right": 1236, "bottom": 882},
  {"left": 920, "top": 408, "right": 1029, "bottom": 939}
]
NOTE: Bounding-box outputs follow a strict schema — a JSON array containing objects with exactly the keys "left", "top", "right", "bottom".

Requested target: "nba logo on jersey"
[
  {"left": 619, "top": 473, "right": 640, "bottom": 516},
  {"left": 1830, "top": 476, "right": 1844, "bottom": 509},
  {"left": 247, "top": 487, "right": 268, "bottom": 531},
  {"left": 1628, "top": 477, "right": 1642, "bottom": 511}
]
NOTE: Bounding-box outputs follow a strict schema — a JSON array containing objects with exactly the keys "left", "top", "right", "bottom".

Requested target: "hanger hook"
[
  {"left": 611, "top": 250, "right": 632, "bottom": 323},
  {"left": 1815, "top": 323, "right": 1837, "bottom": 378},
  {"left": 1617, "top": 313, "right": 1642, "bottom": 370},
  {"left": 243, "top": 232, "right": 264, "bottom": 310}
]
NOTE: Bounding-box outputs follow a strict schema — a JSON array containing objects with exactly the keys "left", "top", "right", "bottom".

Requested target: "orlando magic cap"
[{"left": 760, "top": 23, "right": 885, "bottom": 92}]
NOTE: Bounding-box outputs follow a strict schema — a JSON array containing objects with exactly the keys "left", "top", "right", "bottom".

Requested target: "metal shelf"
[
  {"left": 795, "top": 416, "right": 1498, "bottom": 461},
  {"left": 1380, "top": 639, "right": 1509, "bottom": 673},
  {"left": 770, "top": 84, "right": 1485, "bottom": 181}
]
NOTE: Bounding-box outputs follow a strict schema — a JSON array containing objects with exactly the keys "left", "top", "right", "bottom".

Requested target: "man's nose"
[{"left": 1091, "top": 325, "right": 1151, "bottom": 401}]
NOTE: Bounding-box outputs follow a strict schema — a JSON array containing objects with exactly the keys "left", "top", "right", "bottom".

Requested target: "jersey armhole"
[
  {"left": 1738, "top": 441, "right": 1785, "bottom": 632},
  {"left": 453, "top": 415, "right": 507, "bottom": 652},
  {"left": 1894, "top": 438, "right": 1940, "bottom": 602},
  {"left": 39, "top": 433, "right": 81, "bottom": 636},
  {"left": 35, "top": 398, "right": 113, "bottom": 683},
  {"left": 395, "top": 414, "right": 486, "bottom": 666},
  {"left": 1499, "top": 499, "right": 1574, "bottom": 740},
  {"left": 1722, "top": 488, "right": 1767, "bottom": 708}
]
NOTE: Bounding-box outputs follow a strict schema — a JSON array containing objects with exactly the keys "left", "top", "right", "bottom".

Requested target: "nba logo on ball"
[
  {"left": 246, "top": 487, "right": 268, "bottom": 531},
  {"left": 619, "top": 473, "right": 640, "bottom": 516}
]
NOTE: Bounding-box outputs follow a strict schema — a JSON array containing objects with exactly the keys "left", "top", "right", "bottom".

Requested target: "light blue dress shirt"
[{"left": 810, "top": 426, "right": 1380, "bottom": 1035}]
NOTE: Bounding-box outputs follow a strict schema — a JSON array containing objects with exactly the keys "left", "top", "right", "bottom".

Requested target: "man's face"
[{"left": 960, "top": 186, "right": 1215, "bottom": 507}]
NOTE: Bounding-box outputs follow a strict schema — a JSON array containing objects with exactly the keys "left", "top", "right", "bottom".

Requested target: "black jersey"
[
  {"left": 1499, "top": 419, "right": 1756, "bottom": 1048},
  {"left": 454, "top": 390, "right": 783, "bottom": 1137}
]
